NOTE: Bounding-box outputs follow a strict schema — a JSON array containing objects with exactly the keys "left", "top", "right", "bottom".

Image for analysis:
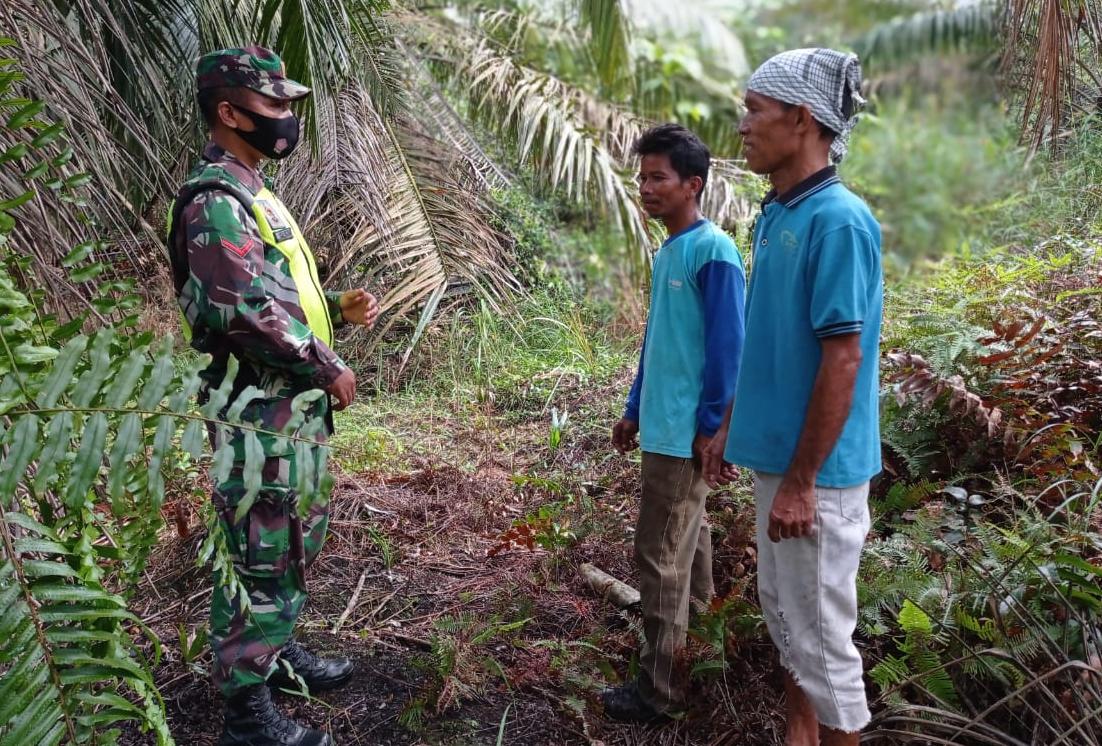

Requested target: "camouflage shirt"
[{"left": 171, "top": 142, "right": 347, "bottom": 405}]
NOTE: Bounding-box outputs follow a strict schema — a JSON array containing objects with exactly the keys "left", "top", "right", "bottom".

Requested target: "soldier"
[{"left": 166, "top": 46, "right": 380, "bottom": 746}]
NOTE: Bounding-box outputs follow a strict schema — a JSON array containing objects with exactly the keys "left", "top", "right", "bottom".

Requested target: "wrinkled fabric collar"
[
  {"left": 201, "top": 141, "right": 264, "bottom": 192},
  {"left": 762, "top": 166, "right": 840, "bottom": 209}
]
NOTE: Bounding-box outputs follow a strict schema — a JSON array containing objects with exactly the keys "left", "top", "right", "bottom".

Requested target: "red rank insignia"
[{"left": 220, "top": 236, "right": 256, "bottom": 257}]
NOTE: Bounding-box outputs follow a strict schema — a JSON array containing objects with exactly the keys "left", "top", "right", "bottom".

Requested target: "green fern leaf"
[
  {"left": 236, "top": 429, "right": 266, "bottom": 523},
  {"left": 63, "top": 413, "right": 107, "bottom": 508},
  {"left": 181, "top": 418, "right": 205, "bottom": 459},
  {"left": 899, "top": 599, "right": 934, "bottom": 636},
  {"left": 146, "top": 415, "right": 176, "bottom": 507},
  {"left": 33, "top": 412, "right": 74, "bottom": 493},
  {"left": 38, "top": 336, "right": 87, "bottom": 408},
  {"left": 0, "top": 414, "right": 39, "bottom": 495},
  {"left": 137, "top": 337, "right": 175, "bottom": 410},
  {"left": 200, "top": 355, "right": 239, "bottom": 419},
  {"left": 107, "top": 413, "right": 142, "bottom": 502},
  {"left": 103, "top": 348, "right": 148, "bottom": 408},
  {"left": 71, "top": 330, "right": 114, "bottom": 408}
]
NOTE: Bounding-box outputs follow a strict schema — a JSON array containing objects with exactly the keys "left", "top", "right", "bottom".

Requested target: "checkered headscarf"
[{"left": 747, "top": 48, "right": 866, "bottom": 163}]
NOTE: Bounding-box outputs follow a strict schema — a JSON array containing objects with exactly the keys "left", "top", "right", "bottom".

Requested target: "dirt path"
[{"left": 127, "top": 379, "right": 786, "bottom": 745}]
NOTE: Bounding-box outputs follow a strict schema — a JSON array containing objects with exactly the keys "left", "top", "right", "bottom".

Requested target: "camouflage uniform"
[{"left": 168, "top": 47, "right": 346, "bottom": 697}]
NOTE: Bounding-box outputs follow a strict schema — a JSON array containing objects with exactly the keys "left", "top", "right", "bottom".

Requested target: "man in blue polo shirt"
[
  {"left": 704, "top": 50, "right": 881, "bottom": 745},
  {"left": 603, "top": 123, "right": 745, "bottom": 722}
]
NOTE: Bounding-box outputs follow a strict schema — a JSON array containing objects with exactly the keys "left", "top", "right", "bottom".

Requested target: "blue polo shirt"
[
  {"left": 625, "top": 219, "right": 746, "bottom": 458},
  {"left": 724, "top": 167, "right": 883, "bottom": 487}
]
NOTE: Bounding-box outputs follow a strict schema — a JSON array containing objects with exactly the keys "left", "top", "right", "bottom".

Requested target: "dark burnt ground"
[{"left": 123, "top": 373, "right": 785, "bottom": 745}]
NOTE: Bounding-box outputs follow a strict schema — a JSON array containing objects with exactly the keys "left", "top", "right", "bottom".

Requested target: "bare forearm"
[{"left": 786, "top": 344, "right": 861, "bottom": 488}]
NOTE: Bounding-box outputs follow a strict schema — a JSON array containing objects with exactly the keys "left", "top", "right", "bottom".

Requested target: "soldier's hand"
[
  {"left": 340, "top": 289, "right": 380, "bottom": 328},
  {"left": 327, "top": 368, "right": 356, "bottom": 410}
]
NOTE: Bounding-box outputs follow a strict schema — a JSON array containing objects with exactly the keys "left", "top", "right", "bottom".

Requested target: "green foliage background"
[{"left": 1, "top": 0, "right": 1101, "bottom": 743}]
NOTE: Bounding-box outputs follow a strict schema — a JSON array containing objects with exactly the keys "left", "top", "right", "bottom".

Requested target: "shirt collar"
[
  {"left": 662, "top": 218, "right": 708, "bottom": 247},
  {"left": 201, "top": 141, "right": 265, "bottom": 192},
  {"left": 761, "top": 166, "right": 840, "bottom": 209}
]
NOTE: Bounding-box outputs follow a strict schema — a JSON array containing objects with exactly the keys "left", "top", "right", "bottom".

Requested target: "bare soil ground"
[{"left": 125, "top": 373, "right": 788, "bottom": 745}]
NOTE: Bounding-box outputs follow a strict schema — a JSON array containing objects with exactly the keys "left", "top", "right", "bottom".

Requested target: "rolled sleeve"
[{"left": 326, "top": 290, "right": 347, "bottom": 329}]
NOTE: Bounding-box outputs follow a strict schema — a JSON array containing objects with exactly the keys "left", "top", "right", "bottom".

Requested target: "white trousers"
[{"left": 754, "top": 471, "right": 872, "bottom": 733}]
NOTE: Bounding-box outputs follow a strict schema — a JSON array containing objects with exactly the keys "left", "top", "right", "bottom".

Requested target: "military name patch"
[
  {"left": 221, "top": 236, "right": 256, "bottom": 257},
  {"left": 256, "top": 199, "right": 294, "bottom": 243}
]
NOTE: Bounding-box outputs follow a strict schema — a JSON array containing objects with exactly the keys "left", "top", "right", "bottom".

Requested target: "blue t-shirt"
[
  {"left": 724, "top": 168, "right": 883, "bottom": 487},
  {"left": 625, "top": 219, "right": 746, "bottom": 458}
]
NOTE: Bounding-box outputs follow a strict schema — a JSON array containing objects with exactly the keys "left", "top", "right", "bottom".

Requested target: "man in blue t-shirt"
[
  {"left": 704, "top": 50, "right": 881, "bottom": 745},
  {"left": 603, "top": 124, "right": 746, "bottom": 722}
]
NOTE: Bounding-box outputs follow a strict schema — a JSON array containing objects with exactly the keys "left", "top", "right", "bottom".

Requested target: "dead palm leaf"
[{"left": 1002, "top": 0, "right": 1100, "bottom": 149}]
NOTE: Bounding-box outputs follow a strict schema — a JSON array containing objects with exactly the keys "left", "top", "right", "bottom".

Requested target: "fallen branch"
[
  {"left": 580, "top": 562, "right": 640, "bottom": 609},
  {"left": 362, "top": 500, "right": 395, "bottom": 517},
  {"left": 385, "top": 631, "right": 432, "bottom": 649},
  {"left": 332, "top": 569, "right": 368, "bottom": 633}
]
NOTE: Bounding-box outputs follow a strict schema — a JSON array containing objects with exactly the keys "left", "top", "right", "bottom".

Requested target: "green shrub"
[
  {"left": 407, "top": 291, "right": 631, "bottom": 412},
  {"left": 862, "top": 495, "right": 1102, "bottom": 742},
  {"left": 843, "top": 94, "right": 1027, "bottom": 271},
  {"left": 867, "top": 208, "right": 1102, "bottom": 740}
]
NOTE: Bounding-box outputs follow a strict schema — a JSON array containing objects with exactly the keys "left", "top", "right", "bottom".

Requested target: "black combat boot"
[
  {"left": 219, "top": 684, "right": 333, "bottom": 745},
  {"left": 600, "top": 681, "right": 670, "bottom": 724},
  {"left": 268, "top": 638, "right": 354, "bottom": 692}
]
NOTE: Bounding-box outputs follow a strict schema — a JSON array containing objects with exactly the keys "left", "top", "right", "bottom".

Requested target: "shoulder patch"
[
  {"left": 220, "top": 236, "right": 257, "bottom": 258},
  {"left": 255, "top": 198, "right": 295, "bottom": 243}
]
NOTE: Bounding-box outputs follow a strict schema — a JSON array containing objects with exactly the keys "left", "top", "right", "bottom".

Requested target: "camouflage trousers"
[{"left": 209, "top": 454, "right": 330, "bottom": 697}]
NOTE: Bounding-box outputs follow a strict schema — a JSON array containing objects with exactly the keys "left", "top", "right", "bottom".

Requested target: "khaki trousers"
[{"left": 635, "top": 451, "right": 715, "bottom": 712}]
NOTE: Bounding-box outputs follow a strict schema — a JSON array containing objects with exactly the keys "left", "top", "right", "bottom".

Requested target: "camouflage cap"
[{"left": 196, "top": 46, "right": 310, "bottom": 101}]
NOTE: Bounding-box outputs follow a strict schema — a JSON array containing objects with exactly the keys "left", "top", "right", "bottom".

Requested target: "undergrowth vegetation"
[
  {"left": 2, "top": 2, "right": 1101, "bottom": 743},
  {"left": 865, "top": 240, "right": 1102, "bottom": 743}
]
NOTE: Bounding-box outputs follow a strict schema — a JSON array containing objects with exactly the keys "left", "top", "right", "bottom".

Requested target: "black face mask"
[{"left": 230, "top": 103, "right": 300, "bottom": 160}]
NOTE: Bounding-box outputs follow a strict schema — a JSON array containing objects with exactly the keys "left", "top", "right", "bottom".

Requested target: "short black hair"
[
  {"left": 197, "top": 86, "right": 246, "bottom": 128},
  {"left": 632, "top": 123, "right": 711, "bottom": 202}
]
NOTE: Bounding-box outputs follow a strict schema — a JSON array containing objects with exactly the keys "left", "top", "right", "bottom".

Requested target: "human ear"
[
  {"left": 793, "top": 104, "right": 815, "bottom": 135},
  {"left": 217, "top": 100, "right": 238, "bottom": 130},
  {"left": 689, "top": 175, "right": 703, "bottom": 200}
]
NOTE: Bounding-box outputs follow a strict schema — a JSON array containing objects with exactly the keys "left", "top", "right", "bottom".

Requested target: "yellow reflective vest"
[{"left": 167, "top": 181, "right": 333, "bottom": 347}]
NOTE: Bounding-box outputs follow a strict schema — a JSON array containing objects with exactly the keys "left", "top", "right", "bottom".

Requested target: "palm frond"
[
  {"left": 401, "top": 7, "right": 759, "bottom": 271},
  {"left": 278, "top": 66, "right": 520, "bottom": 354},
  {"left": 623, "top": 0, "right": 750, "bottom": 79},
  {"left": 703, "top": 158, "right": 760, "bottom": 231},
  {"left": 0, "top": 1, "right": 178, "bottom": 274},
  {"left": 278, "top": 81, "right": 394, "bottom": 251},
  {"left": 395, "top": 37, "right": 513, "bottom": 190},
  {"left": 402, "top": 16, "right": 653, "bottom": 252},
  {"left": 853, "top": 2, "right": 999, "bottom": 70},
  {"left": 1002, "top": 0, "right": 1101, "bottom": 149},
  {"left": 580, "top": 0, "right": 634, "bottom": 94}
]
